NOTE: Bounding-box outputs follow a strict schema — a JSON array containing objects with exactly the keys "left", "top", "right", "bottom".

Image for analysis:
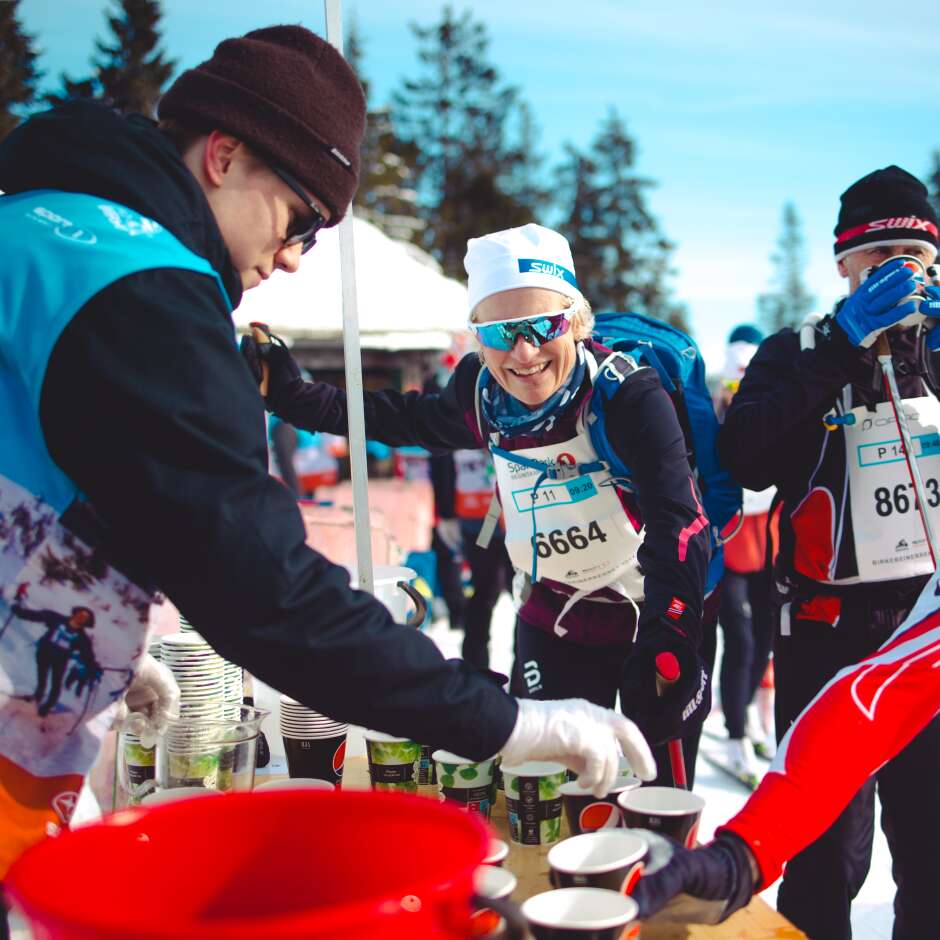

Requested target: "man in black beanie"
[
  {"left": 708, "top": 167, "right": 940, "bottom": 938},
  {"left": 0, "top": 24, "right": 655, "bottom": 921}
]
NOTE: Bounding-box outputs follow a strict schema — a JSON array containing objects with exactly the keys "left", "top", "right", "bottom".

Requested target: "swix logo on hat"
[
  {"left": 666, "top": 596, "right": 686, "bottom": 621},
  {"left": 578, "top": 801, "right": 622, "bottom": 831},
  {"left": 332, "top": 739, "right": 346, "bottom": 775},
  {"left": 518, "top": 258, "right": 579, "bottom": 290},
  {"left": 835, "top": 216, "right": 939, "bottom": 244}
]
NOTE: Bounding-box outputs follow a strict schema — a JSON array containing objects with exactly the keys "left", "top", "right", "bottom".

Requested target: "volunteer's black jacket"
[
  {"left": 0, "top": 101, "right": 516, "bottom": 759},
  {"left": 718, "top": 313, "right": 940, "bottom": 592}
]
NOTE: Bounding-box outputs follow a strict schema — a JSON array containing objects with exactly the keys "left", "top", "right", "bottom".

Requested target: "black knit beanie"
[
  {"left": 158, "top": 25, "right": 365, "bottom": 224},
  {"left": 833, "top": 165, "right": 938, "bottom": 261}
]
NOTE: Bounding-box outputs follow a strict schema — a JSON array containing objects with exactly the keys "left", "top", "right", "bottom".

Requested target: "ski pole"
[
  {"left": 655, "top": 651, "right": 688, "bottom": 789},
  {"left": 873, "top": 332, "right": 939, "bottom": 570}
]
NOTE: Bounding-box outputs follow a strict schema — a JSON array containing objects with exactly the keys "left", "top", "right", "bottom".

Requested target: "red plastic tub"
[{"left": 6, "top": 789, "right": 490, "bottom": 939}]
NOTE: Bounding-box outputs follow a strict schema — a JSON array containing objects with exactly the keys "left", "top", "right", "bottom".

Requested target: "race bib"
[
  {"left": 493, "top": 430, "right": 644, "bottom": 596},
  {"left": 845, "top": 396, "right": 940, "bottom": 580}
]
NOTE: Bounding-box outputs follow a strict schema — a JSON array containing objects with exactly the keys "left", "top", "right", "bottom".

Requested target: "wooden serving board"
[{"left": 335, "top": 757, "right": 806, "bottom": 939}]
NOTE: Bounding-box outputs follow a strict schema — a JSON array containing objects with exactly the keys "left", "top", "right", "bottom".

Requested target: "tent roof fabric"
[{"left": 233, "top": 216, "right": 469, "bottom": 349}]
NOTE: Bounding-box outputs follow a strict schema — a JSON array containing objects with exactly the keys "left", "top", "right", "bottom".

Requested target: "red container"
[{"left": 6, "top": 790, "right": 489, "bottom": 939}]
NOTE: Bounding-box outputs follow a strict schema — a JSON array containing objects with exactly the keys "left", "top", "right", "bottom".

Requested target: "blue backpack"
[{"left": 589, "top": 312, "right": 742, "bottom": 594}]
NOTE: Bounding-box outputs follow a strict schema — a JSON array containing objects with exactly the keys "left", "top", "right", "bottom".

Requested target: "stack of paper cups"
[{"left": 278, "top": 695, "right": 347, "bottom": 784}]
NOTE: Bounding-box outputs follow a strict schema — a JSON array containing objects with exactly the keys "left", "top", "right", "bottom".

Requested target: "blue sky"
[{"left": 19, "top": 0, "right": 940, "bottom": 369}]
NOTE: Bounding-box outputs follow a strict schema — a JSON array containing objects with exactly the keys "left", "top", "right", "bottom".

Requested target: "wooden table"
[{"left": 336, "top": 757, "right": 806, "bottom": 939}]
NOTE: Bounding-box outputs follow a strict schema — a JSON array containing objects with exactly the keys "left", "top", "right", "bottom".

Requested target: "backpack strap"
[{"left": 587, "top": 351, "right": 643, "bottom": 485}]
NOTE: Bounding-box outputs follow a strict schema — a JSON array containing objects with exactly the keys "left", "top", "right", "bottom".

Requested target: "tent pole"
[{"left": 324, "top": 0, "right": 374, "bottom": 595}]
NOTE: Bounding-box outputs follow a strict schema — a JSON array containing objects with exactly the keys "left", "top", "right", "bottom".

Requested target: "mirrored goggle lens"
[{"left": 472, "top": 311, "right": 574, "bottom": 351}]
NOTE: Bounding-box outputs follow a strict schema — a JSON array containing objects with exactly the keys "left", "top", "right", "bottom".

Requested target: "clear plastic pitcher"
[{"left": 154, "top": 705, "right": 268, "bottom": 796}]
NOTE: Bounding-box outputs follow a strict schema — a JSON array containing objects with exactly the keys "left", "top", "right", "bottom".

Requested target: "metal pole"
[
  {"left": 323, "top": 0, "right": 374, "bottom": 595},
  {"left": 875, "top": 333, "right": 939, "bottom": 570}
]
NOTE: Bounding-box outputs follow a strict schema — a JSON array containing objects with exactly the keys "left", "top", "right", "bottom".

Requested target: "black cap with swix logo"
[{"left": 833, "top": 165, "right": 939, "bottom": 261}]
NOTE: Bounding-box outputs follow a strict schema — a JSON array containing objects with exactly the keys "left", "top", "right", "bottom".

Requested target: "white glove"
[
  {"left": 435, "top": 518, "right": 463, "bottom": 554},
  {"left": 499, "top": 698, "right": 656, "bottom": 797},
  {"left": 115, "top": 654, "right": 180, "bottom": 747}
]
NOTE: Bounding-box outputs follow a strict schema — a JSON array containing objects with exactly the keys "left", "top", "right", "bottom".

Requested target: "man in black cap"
[
  {"left": 0, "top": 24, "right": 655, "bottom": 913},
  {"left": 706, "top": 167, "right": 940, "bottom": 938}
]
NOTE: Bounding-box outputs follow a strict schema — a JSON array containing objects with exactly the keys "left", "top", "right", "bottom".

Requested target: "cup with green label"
[
  {"left": 363, "top": 730, "right": 421, "bottom": 793},
  {"left": 432, "top": 750, "right": 497, "bottom": 818},
  {"left": 501, "top": 760, "right": 567, "bottom": 846}
]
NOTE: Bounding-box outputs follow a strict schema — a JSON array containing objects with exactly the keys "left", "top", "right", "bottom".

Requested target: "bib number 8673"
[
  {"left": 531, "top": 521, "right": 607, "bottom": 558},
  {"left": 873, "top": 479, "right": 940, "bottom": 517}
]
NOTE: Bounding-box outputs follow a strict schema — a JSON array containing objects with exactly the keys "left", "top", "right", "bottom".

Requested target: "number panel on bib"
[
  {"left": 846, "top": 397, "right": 940, "bottom": 580},
  {"left": 494, "top": 431, "right": 645, "bottom": 597}
]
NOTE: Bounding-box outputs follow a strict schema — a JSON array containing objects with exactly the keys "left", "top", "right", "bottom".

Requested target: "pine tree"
[
  {"left": 0, "top": 0, "right": 42, "bottom": 142},
  {"left": 556, "top": 109, "right": 685, "bottom": 326},
  {"left": 756, "top": 202, "right": 815, "bottom": 334},
  {"left": 392, "top": 5, "right": 543, "bottom": 277},
  {"left": 927, "top": 151, "right": 940, "bottom": 217},
  {"left": 347, "top": 18, "right": 423, "bottom": 243},
  {"left": 46, "top": 0, "right": 174, "bottom": 116}
]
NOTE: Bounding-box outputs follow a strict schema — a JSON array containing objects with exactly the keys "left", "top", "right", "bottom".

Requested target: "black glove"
[
  {"left": 632, "top": 830, "right": 758, "bottom": 925},
  {"left": 238, "top": 328, "right": 305, "bottom": 413},
  {"left": 619, "top": 622, "right": 709, "bottom": 745}
]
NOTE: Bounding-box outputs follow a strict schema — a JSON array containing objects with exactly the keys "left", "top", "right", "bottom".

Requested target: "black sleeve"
[
  {"left": 429, "top": 453, "right": 458, "bottom": 519},
  {"left": 39, "top": 269, "right": 516, "bottom": 760},
  {"left": 11, "top": 605, "right": 57, "bottom": 627},
  {"left": 273, "top": 355, "right": 483, "bottom": 454},
  {"left": 718, "top": 322, "right": 860, "bottom": 491},
  {"left": 606, "top": 368, "right": 709, "bottom": 646}
]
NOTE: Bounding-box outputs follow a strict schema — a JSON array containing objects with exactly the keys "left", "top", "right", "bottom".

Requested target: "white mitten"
[{"left": 499, "top": 698, "right": 656, "bottom": 797}]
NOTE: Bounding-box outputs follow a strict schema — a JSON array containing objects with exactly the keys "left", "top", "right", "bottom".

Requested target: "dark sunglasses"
[{"left": 269, "top": 163, "right": 329, "bottom": 254}]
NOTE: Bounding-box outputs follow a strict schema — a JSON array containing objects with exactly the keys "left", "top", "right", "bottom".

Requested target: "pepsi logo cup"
[
  {"left": 548, "top": 831, "right": 648, "bottom": 896},
  {"left": 282, "top": 734, "right": 346, "bottom": 784},
  {"left": 559, "top": 776, "right": 640, "bottom": 835},
  {"left": 522, "top": 887, "right": 640, "bottom": 940},
  {"left": 617, "top": 786, "right": 705, "bottom": 848},
  {"left": 472, "top": 864, "right": 518, "bottom": 938}
]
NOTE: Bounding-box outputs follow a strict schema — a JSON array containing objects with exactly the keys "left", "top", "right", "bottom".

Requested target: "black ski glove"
[
  {"left": 632, "top": 830, "right": 759, "bottom": 925},
  {"left": 238, "top": 327, "right": 306, "bottom": 413},
  {"left": 619, "top": 622, "right": 709, "bottom": 745}
]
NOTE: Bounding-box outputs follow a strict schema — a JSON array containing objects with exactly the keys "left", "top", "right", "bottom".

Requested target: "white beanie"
[
  {"left": 464, "top": 223, "right": 583, "bottom": 314},
  {"left": 721, "top": 341, "right": 759, "bottom": 385}
]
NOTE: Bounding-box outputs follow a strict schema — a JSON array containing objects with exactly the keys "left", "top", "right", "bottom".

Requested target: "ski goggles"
[
  {"left": 269, "top": 162, "right": 329, "bottom": 254},
  {"left": 469, "top": 301, "right": 579, "bottom": 351}
]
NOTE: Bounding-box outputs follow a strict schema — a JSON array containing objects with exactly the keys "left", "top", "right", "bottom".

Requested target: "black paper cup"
[
  {"left": 282, "top": 732, "right": 346, "bottom": 783},
  {"left": 559, "top": 777, "right": 640, "bottom": 835},
  {"left": 522, "top": 887, "right": 639, "bottom": 939},
  {"left": 617, "top": 786, "right": 705, "bottom": 848},
  {"left": 548, "top": 831, "right": 648, "bottom": 895}
]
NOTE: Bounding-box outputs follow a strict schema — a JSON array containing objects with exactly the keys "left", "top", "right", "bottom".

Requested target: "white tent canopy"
[{"left": 233, "top": 216, "right": 468, "bottom": 351}]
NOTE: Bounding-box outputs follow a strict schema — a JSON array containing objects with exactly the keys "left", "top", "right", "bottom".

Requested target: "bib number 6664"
[{"left": 531, "top": 522, "right": 607, "bottom": 558}]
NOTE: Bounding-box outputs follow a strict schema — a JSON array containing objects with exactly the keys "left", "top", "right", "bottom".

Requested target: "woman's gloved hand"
[
  {"left": 239, "top": 327, "right": 305, "bottom": 412},
  {"left": 113, "top": 654, "right": 180, "bottom": 748},
  {"left": 499, "top": 698, "right": 656, "bottom": 797},
  {"left": 619, "top": 623, "right": 710, "bottom": 746},
  {"left": 632, "top": 829, "right": 760, "bottom": 925}
]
